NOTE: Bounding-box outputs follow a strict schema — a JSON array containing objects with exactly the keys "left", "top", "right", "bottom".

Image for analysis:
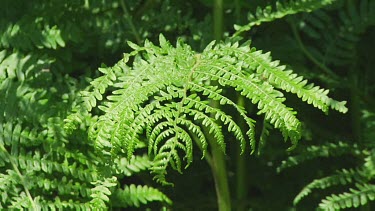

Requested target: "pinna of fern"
[
  {"left": 80, "top": 34, "right": 348, "bottom": 184},
  {"left": 279, "top": 142, "right": 375, "bottom": 210}
]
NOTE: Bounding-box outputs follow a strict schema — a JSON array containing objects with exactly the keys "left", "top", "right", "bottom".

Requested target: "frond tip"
[
  {"left": 319, "top": 184, "right": 375, "bottom": 210},
  {"left": 88, "top": 34, "right": 347, "bottom": 184},
  {"left": 111, "top": 184, "right": 172, "bottom": 208}
]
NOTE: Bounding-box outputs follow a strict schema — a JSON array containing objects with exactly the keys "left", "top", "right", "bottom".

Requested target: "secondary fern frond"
[
  {"left": 289, "top": 146, "right": 375, "bottom": 209},
  {"left": 0, "top": 119, "right": 107, "bottom": 209},
  {"left": 234, "top": 0, "right": 338, "bottom": 36},
  {"left": 0, "top": 17, "right": 65, "bottom": 50},
  {"left": 113, "top": 154, "right": 153, "bottom": 177},
  {"left": 296, "top": 0, "right": 375, "bottom": 66},
  {"left": 85, "top": 34, "right": 347, "bottom": 184},
  {"left": 319, "top": 183, "right": 375, "bottom": 210},
  {"left": 111, "top": 184, "right": 172, "bottom": 208},
  {"left": 293, "top": 168, "right": 362, "bottom": 205},
  {"left": 89, "top": 176, "right": 117, "bottom": 208},
  {"left": 0, "top": 50, "right": 169, "bottom": 209},
  {"left": 0, "top": 114, "right": 166, "bottom": 209},
  {"left": 64, "top": 65, "right": 118, "bottom": 134},
  {"left": 278, "top": 141, "right": 359, "bottom": 172}
]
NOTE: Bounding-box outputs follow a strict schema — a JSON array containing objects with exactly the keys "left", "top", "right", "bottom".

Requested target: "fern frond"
[
  {"left": 0, "top": 18, "right": 65, "bottom": 50},
  {"left": 289, "top": 145, "right": 375, "bottom": 208},
  {"left": 0, "top": 2, "right": 173, "bottom": 209},
  {"left": 113, "top": 154, "right": 152, "bottom": 177},
  {"left": 0, "top": 50, "right": 54, "bottom": 84},
  {"left": 234, "top": 0, "right": 338, "bottom": 36},
  {"left": 87, "top": 34, "right": 346, "bottom": 184},
  {"left": 0, "top": 121, "right": 100, "bottom": 208},
  {"left": 297, "top": 0, "right": 375, "bottom": 66},
  {"left": 278, "top": 141, "right": 358, "bottom": 172},
  {"left": 293, "top": 168, "right": 362, "bottom": 205},
  {"left": 225, "top": 46, "right": 347, "bottom": 113},
  {"left": 319, "top": 183, "right": 375, "bottom": 210},
  {"left": 35, "top": 198, "right": 93, "bottom": 210},
  {"left": 17, "top": 153, "right": 99, "bottom": 182},
  {"left": 363, "top": 150, "right": 375, "bottom": 177},
  {"left": 111, "top": 184, "right": 172, "bottom": 208},
  {"left": 89, "top": 176, "right": 117, "bottom": 208},
  {"left": 64, "top": 65, "right": 118, "bottom": 134}
]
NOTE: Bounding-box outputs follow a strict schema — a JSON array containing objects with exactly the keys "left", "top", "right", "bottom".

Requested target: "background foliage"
[{"left": 0, "top": 0, "right": 374, "bottom": 210}]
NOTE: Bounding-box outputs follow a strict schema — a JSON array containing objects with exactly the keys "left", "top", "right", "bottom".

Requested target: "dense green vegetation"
[{"left": 1, "top": 0, "right": 374, "bottom": 210}]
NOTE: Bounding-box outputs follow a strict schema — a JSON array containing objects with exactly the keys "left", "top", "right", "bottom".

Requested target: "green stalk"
[
  {"left": 214, "top": 0, "right": 223, "bottom": 41},
  {"left": 206, "top": 135, "right": 231, "bottom": 211},
  {"left": 205, "top": 1, "right": 231, "bottom": 210}
]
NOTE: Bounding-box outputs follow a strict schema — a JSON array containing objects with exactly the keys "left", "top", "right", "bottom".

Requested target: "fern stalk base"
[{"left": 208, "top": 138, "right": 231, "bottom": 211}]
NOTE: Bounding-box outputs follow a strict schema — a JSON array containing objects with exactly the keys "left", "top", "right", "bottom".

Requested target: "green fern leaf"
[
  {"left": 87, "top": 34, "right": 346, "bottom": 184},
  {"left": 278, "top": 142, "right": 358, "bottom": 172},
  {"left": 294, "top": 168, "right": 361, "bottom": 205},
  {"left": 319, "top": 183, "right": 375, "bottom": 210},
  {"left": 111, "top": 184, "right": 172, "bottom": 208},
  {"left": 113, "top": 154, "right": 152, "bottom": 177},
  {"left": 234, "top": 0, "right": 338, "bottom": 36}
]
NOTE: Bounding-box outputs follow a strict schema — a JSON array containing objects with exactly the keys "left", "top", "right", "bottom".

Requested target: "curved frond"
[
  {"left": 87, "top": 34, "right": 346, "bottom": 184},
  {"left": 294, "top": 168, "right": 362, "bottom": 205},
  {"left": 289, "top": 145, "right": 375, "bottom": 208},
  {"left": 278, "top": 142, "right": 358, "bottom": 172},
  {"left": 319, "top": 183, "right": 375, "bottom": 210},
  {"left": 234, "top": 0, "right": 338, "bottom": 36}
]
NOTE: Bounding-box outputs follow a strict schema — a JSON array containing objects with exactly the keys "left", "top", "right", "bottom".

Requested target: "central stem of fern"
[
  {"left": 207, "top": 1, "right": 231, "bottom": 210},
  {"left": 207, "top": 135, "right": 231, "bottom": 211},
  {"left": 213, "top": 0, "right": 223, "bottom": 41}
]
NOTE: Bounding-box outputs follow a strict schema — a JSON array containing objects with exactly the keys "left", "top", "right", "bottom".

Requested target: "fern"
[
  {"left": 64, "top": 66, "right": 117, "bottom": 135},
  {"left": 293, "top": 168, "right": 361, "bottom": 205},
  {"left": 81, "top": 34, "right": 347, "bottom": 184},
  {"left": 234, "top": 0, "right": 338, "bottom": 36},
  {"left": 295, "top": 0, "right": 375, "bottom": 66},
  {"left": 1, "top": 0, "right": 364, "bottom": 209},
  {"left": 274, "top": 0, "right": 375, "bottom": 209},
  {"left": 0, "top": 9, "right": 171, "bottom": 208},
  {"left": 282, "top": 145, "right": 375, "bottom": 209},
  {"left": 0, "top": 16, "right": 65, "bottom": 50},
  {"left": 0, "top": 79, "right": 170, "bottom": 209},
  {"left": 0, "top": 121, "right": 99, "bottom": 209}
]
